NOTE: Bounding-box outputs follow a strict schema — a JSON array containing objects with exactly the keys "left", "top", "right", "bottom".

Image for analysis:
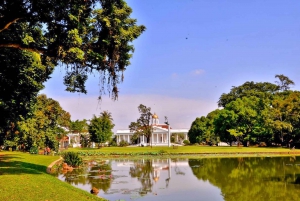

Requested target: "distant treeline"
[{"left": 188, "top": 74, "right": 300, "bottom": 147}]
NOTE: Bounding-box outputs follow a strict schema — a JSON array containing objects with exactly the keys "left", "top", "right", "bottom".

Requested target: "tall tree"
[
  {"left": 0, "top": 0, "right": 145, "bottom": 140},
  {"left": 129, "top": 104, "right": 153, "bottom": 144},
  {"left": 275, "top": 74, "right": 295, "bottom": 91},
  {"left": 88, "top": 112, "right": 114, "bottom": 148},
  {"left": 100, "top": 111, "right": 113, "bottom": 122},
  {"left": 0, "top": 48, "right": 53, "bottom": 137}
]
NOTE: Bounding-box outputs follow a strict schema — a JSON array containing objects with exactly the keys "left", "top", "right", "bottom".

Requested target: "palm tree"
[{"left": 100, "top": 111, "right": 113, "bottom": 122}]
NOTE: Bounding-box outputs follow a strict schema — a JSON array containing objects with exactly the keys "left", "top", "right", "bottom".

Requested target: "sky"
[{"left": 40, "top": 0, "right": 300, "bottom": 131}]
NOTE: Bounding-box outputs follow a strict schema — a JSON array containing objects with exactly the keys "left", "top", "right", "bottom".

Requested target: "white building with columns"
[{"left": 115, "top": 113, "right": 189, "bottom": 146}]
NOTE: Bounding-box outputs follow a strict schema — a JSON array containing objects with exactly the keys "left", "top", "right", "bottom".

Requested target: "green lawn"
[
  {"left": 69, "top": 145, "right": 300, "bottom": 154},
  {"left": 0, "top": 151, "right": 105, "bottom": 201}
]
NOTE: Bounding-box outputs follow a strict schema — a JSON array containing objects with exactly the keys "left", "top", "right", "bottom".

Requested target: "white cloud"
[
  {"left": 51, "top": 94, "right": 218, "bottom": 132},
  {"left": 191, "top": 69, "right": 205, "bottom": 76}
]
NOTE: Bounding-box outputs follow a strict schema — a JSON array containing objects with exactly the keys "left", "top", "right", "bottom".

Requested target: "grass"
[
  {"left": 68, "top": 145, "right": 300, "bottom": 155},
  {"left": 0, "top": 151, "right": 106, "bottom": 201}
]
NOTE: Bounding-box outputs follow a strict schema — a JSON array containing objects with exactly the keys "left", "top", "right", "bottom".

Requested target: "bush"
[
  {"left": 29, "top": 146, "right": 38, "bottom": 154},
  {"left": 109, "top": 140, "right": 117, "bottom": 147},
  {"left": 259, "top": 142, "right": 267, "bottom": 147},
  {"left": 183, "top": 140, "right": 190, "bottom": 145},
  {"left": 62, "top": 152, "right": 83, "bottom": 167},
  {"left": 119, "top": 140, "right": 129, "bottom": 147}
]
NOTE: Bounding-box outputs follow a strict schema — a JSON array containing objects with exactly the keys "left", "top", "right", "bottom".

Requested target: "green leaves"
[
  {"left": 0, "top": 0, "right": 145, "bottom": 101},
  {"left": 88, "top": 111, "right": 114, "bottom": 146},
  {"left": 22, "top": 34, "right": 35, "bottom": 45},
  {"left": 129, "top": 104, "right": 153, "bottom": 144}
]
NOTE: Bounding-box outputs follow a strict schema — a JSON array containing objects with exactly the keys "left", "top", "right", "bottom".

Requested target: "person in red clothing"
[{"left": 46, "top": 146, "right": 50, "bottom": 155}]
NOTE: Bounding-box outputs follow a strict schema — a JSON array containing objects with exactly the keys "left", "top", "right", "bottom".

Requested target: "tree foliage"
[
  {"left": 190, "top": 75, "right": 300, "bottom": 147},
  {"left": 2, "top": 94, "right": 71, "bottom": 150},
  {"left": 88, "top": 111, "right": 114, "bottom": 147},
  {"left": 129, "top": 104, "right": 153, "bottom": 144},
  {"left": 0, "top": 0, "right": 145, "bottom": 99},
  {"left": 70, "top": 119, "right": 88, "bottom": 134},
  {"left": 188, "top": 109, "right": 221, "bottom": 145},
  {"left": 275, "top": 74, "right": 295, "bottom": 91},
  {"left": 0, "top": 48, "right": 54, "bottom": 135},
  {"left": 218, "top": 81, "right": 279, "bottom": 107}
]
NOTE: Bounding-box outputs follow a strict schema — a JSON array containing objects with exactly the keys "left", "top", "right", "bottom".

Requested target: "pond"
[{"left": 57, "top": 156, "right": 300, "bottom": 201}]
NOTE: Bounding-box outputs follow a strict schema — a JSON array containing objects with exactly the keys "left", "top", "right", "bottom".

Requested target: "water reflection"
[
  {"left": 58, "top": 157, "right": 300, "bottom": 201},
  {"left": 189, "top": 156, "right": 300, "bottom": 201}
]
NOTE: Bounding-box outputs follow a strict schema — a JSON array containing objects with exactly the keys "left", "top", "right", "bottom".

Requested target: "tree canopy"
[
  {"left": 0, "top": 0, "right": 145, "bottom": 139},
  {"left": 129, "top": 104, "right": 153, "bottom": 144},
  {"left": 2, "top": 94, "right": 71, "bottom": 150},
  {"left": 0, "top": 0, "right": 145, "bottom": 99},
  {"left": 88, "top": 111, "right": 114, "bottom": 147},
  {"left": 190, "top": 75, "right": 300, "bottom": 147}
]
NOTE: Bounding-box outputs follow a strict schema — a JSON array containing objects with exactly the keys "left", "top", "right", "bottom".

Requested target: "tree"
[
  {"left": 188, "top": 116, "right": 208, "bottom": 144},
  {"left": 70, "top": 119, "right": 88, "bottom": 134},
  {"left": 0, "top": 48, "right": 53, "bottom": 138},
  {"left": 0, "top": 0, "right": 145, "bottom": 99},
  {"left": 15, "top": 94, "right": 71, "bottom": 151},
  {"left": 129, "top": 104, "right": 153, "bottom": 144},
  {"left": 269, "top": 91, "right": 300, "bottom": 145},
  {"left": 88, "top": 111, "right": 114, "bottom": 148},
  {"left": 218, "top": 81, "right": 279, "bottom": 107},
  {"left": 275, "top": 74, "right": 295, "bottom": 91},
  {"left": 0, "top": 0, "right": 145, "bottom": 140}
]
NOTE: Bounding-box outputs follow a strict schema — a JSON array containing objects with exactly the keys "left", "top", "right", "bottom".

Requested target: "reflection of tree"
[
  {"left": 189, "top": 157, "right": 300, "bottom": 201},
  {"left": 129, "top": 160, "right": 153, "bottom": 195},
  {"left": 173, "top": 159, "right": 185, "bottom": 175},
  {"left": 61, "top": 160, "right": 112, "bottom": 193}
]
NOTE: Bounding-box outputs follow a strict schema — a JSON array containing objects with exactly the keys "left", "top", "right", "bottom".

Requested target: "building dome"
[{"left": 152, "top": 113, "right": 158, "bottom": 119}]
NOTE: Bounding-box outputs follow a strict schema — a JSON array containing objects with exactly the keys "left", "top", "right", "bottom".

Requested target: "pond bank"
[{"left": 0, "top": 151, "right": 106, "bottom": 201}]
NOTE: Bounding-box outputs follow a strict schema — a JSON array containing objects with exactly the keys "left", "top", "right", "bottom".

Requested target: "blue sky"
[{"left": 41, "top": 0, "right": 300, "bottom": 130}]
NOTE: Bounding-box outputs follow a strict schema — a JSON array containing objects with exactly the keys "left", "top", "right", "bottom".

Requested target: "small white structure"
[
  {"left": 59, "top": 128, "right": 89, "bottom": 148},
  {"left": 115, "top": 113, "right": 189, "bottom": 146}
]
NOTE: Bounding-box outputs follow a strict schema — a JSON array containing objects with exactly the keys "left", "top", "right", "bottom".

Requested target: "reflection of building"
[{"left": 115, "top": 113, "right": 189, "bottom": 146}]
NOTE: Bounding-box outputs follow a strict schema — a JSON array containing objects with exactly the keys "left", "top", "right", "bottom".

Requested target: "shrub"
[
  {"left": 158, "top": 149, "right": 168, "bottom": 155},
  {"left": 119, "top": 140, "right": 129, "bottom": 147},
  {"left": 109, "top": 140, "right": 117, "bottom": 147},
  {"left": 183, "top": 140, "right": 190, "bottom": 145},
  {"left": 62, "top": 152, "right": 83, "bottom": 167},
  {"left": 29, "top": 146, "right": 38, "bottom": 154},
  {"left": 259, "top": 142, "right": 267, "bottom": 147}
]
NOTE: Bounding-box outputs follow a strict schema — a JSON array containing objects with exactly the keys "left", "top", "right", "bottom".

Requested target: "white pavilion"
[{"left": 115, "top": 113, "right": 189, "bottom": 146}]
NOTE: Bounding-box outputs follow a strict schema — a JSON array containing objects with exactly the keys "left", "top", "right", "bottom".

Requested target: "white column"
[
  {"left": 127, "top": 135, "right": 130, "bottom": 143},
  {"left": 176, "top": 134, "right": 178, "bottom": 142},
  {"left": 168, "top": 158, "right": 171, "bottom": 179},
  {"left": 156, "top": 134, "right": 158, "bottom": 144},
  {"left": 151, "top": 133, "right": 153, "bottom": 146},
  {"left": 185, "top": 133, "right": 187, "bottom": 140}
]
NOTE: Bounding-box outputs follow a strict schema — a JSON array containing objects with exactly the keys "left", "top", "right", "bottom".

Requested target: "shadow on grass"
[{"left": 0, "top": 154, "right": 48, "bottom": 175}]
